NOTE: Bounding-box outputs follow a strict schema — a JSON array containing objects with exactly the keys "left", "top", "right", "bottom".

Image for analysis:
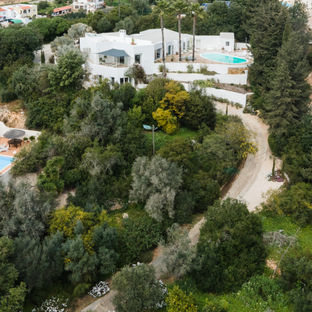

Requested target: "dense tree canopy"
[
  {"left": 194, "top": 199, "right": 266, "bottom": 292},
  {"left": 112, "top": 264, "right": 164, "bottom": 312}
]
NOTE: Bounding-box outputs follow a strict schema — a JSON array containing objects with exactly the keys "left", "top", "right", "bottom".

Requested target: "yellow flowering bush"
[{"left": 165, "top": 285, "right": 198, "bottom": 312}]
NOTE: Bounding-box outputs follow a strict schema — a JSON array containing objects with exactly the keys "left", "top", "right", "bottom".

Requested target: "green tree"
[
  {"left": 279, "top": 253, "right": 312, "bottom": 312},
  {"left": 13, "top": 232, "right": 64, "bottom": 290},
  {"left": 0, "top": 182, "right": 55, "bottom": 239},
  {"left": 193, "top": 198, "right": 266, "bottom": 292},
  {"left": 48, "top": 46, "right": 86, "bottom": 90},
  {"left": 38, "top": 156, "right": 65, "bottom": 194},
  {"left": 130, "top": 155, "right": 183, "bottom": 221},
  {"left": 112, "top": 264, "right": 164, "bottom": 312},
  {"left": 247, "top": 0, "right": 287, "bottom": 107},
  {"left": 62, "top": 234, "right": 98, "bottom": 283},
  {"left": 114, "top": 17, "right": 135, "bottom": 34},
  {"left": 0, "top": 237, "right": 26, "bottom": 312},
  {"left": 161, "top": 224, "right": 196, "bottom": 278},
  {"left": 265, "top": 31, "right": 310, "bottom": 140},
  {"left": 119, "top": 214, "right": 163, "bottom": 264},
  {"left": 263, "top": 183, "right": 312, "bottom": 226},
  {"left": 79, "top": 94, "right": 124, "bottom": 144},
  {"left": 182, "top": 89, "right": 216, "bottom": 130},
  {"left": 67, "top": 23, "right": 93, "bottom": 41},
  {"left": 166, "top": 285, "right": 198, "bottom": 312},
  {"left": 0, "top": 26, "right": 41, "bottom": 70}
]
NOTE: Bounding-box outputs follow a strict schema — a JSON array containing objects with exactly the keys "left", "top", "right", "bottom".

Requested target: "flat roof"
[{"left": 133, "top": 28, "right": 192, "bottom": 44}]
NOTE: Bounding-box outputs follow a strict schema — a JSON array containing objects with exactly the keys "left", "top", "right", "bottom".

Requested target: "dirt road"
[{"left": 81, "top": 103, "right": 284, "bottom": 311}]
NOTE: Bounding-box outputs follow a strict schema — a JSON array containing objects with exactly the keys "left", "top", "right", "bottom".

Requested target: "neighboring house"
[
  {"left": 0, "top": 4, "right": 37, "bottom": 22},
  {"left": 0, "top": 8, "right": 9, "bottom": 21},
  {"left": 72, "top": 0, "right": 104, "bottom": 12},
  {"left": 280, "top": 0, "right": 312, "bottom": 27},
  {"left": 281, "top": 0, "right": 312, "bottom": 8},
  {"left": 52, "top": 5, "right": 72, "bottom": 16},
  {"left": 80, "top": 28, "right": 235, "bottom": 84}
]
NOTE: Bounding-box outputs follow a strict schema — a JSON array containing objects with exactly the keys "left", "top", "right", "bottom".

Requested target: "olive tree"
[
  {"left": 112, "top": 264, "right": 164, "bottom": 312},
  {"left": 130, "top": 155, "right": 183, "bottom": 221},
  {"left": 161, "top": 224, "right": 196, "bottom": 278}
]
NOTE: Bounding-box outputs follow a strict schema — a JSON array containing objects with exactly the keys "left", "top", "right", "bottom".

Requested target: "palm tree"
[
  {"left": 190, "top": 3, "right": 204, "bottom": 62},
  {"left": 156, "top": 0, "right": 169, "bottom": 77},
  {"left": 172, "top": 0, "right": 189, "bottom": 62}
]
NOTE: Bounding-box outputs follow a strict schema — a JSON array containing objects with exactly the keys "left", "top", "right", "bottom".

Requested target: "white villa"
[
  {"left": 72, "top": 0, "right": 104, "bottom": 12},
  {"left": 80, "top": 28, "right": 235, "bottom": 85},
  {"left": 0, "top": 4, "right": 37, "bottom": 22}
]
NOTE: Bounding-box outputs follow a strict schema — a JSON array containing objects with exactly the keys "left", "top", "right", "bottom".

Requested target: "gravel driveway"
[{"left": 81, "top": 102, "right": 284, "bottom": 311}]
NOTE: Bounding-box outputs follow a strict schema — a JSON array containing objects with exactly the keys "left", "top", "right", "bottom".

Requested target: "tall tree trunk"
[
  {"left": 192, "top": 15, "right": 196, "bottom": 62},
  {"left": 161, "top": 15, "right": 166, "bottom": 77},
  {"left": 178, "top": 14, "right": 182, "bottom": 62}
]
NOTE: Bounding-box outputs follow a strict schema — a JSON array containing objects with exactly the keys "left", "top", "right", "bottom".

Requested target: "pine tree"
[
  {"left": 247, "top": 0, "right": 287, "bottom": 100},
  {"left": 266, "top": 31, "right": 310, "bottom": 139}
]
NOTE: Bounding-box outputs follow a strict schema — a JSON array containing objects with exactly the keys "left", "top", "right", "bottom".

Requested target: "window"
[
  {"left": 120, "top": 78, "right": 124, "bottom": 84},
  {"left": 167, "top": 45, "right": 171, "bottom": 55},
  {"left": 135, "top": 54, "right": 141, "bottom": 64},
  {"left": 155, "top": 48, "right": 161, "bottom": 60},
  {"left": 125, "top": 77, "right": 128, "bottom": 83},
  {"left": 226, "top": 41, "right": 230, "bottom": 46},
  {"left": 119, "top": 56, "right": 125, "bottom": 64},
  {"left": 111, "top": 77, "right": 115, "bottom": 84}
]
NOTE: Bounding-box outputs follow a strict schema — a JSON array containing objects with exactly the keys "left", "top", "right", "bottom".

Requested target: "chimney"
[{"left": 119, "top": 29, "right": 126, "bottom": 38}]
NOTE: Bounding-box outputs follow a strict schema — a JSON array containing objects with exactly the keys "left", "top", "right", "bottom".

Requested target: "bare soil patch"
[{"left": 0, "top": 100, "right": 26, "bottom": 129}]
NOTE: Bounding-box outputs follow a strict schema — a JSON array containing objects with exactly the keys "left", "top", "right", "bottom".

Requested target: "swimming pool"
[
  {"left": 200, "top": 53, "right": 247, "bottom": 64},
  {"left": 0, "top": 155, "right": 13, "bottom": 174}
]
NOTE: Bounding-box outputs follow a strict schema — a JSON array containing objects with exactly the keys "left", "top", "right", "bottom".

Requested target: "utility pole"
[{"left": 152, "top": 125, "right": 155, "bottom": 155}]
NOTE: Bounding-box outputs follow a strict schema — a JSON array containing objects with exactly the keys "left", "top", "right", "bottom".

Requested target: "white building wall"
[
  {"left": 164, "top": 62, "right": 247, "bottom": 75},
  {"left": 166, "top": 73, "right": 248, "bottom": 85},
  {"left": 196, "top": 35, "right": 234, "bottom": 52},
  {"left": 182, "top": 83, "right": 249, "bottom": 107}
]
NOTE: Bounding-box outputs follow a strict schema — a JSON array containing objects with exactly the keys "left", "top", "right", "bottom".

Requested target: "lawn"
[
  {"left": 145, "top": 127, "right": 197, "bottom": 152},
  {"left": 260, "top": 212, "right": 312, "bottom": 260}
]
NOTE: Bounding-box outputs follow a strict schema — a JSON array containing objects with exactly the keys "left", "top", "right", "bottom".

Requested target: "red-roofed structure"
[{"left": 53, "top": 5, "right": 72, "bottom": 15}]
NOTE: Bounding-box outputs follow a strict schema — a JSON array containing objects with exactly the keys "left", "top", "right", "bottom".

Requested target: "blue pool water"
[
  {"left": 0, "top": 156, "right": 13, "bottom": 172},
  {"left": 200, "top": 53, "right": 247, "bottom": 64}
]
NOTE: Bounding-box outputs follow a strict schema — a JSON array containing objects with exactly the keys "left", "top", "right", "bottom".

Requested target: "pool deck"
[
  {"left": 0, "top": 137, "right": 25, "bottom": 175},
  {"left": 161, "top": 50, "right": 253, "bottom": 65},
  {"left": 0, "top": 122, "right": 40, "bottom": 175}
]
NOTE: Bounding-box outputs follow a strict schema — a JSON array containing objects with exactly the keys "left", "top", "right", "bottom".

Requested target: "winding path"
[{"left": 81, "top": 103, "right": 284, "bottom": 311}]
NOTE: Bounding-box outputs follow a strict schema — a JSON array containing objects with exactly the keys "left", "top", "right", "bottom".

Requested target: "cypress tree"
[
  {"left": 266, "top": 31, "right": 310, "bottom": 139},
  {"left": 247, "top": 0, "right": 287, "bottom": 106}
]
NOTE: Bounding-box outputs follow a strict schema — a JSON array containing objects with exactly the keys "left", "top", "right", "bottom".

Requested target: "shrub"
[
  {"left": 73, "top": 283, "right": 90, "bottom": 297},
  {"left": 279, "top": 253, "right": 312, "bottom": 312},
  {"left": 199, "top": 66, "right": 216, "bottom": 75},
  {"left": 187, "top": 64, "right": 194, "bottom": 73},
  {"left": 159, "top": 64, "right": 166, "bottom": 73},
  {"left": 165, "top": 285, "right": 198, "bottom": 312},
  {"left": 202, "top": 299, "right": 228, "bottom": 312},
  {"left": 263, "top": 183, "right": 312, "bottom": 225}
]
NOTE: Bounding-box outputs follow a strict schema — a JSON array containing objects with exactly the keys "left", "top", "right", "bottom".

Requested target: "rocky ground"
[{"left": 0, "top": 100, "right": 26, "bottom": 129}]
